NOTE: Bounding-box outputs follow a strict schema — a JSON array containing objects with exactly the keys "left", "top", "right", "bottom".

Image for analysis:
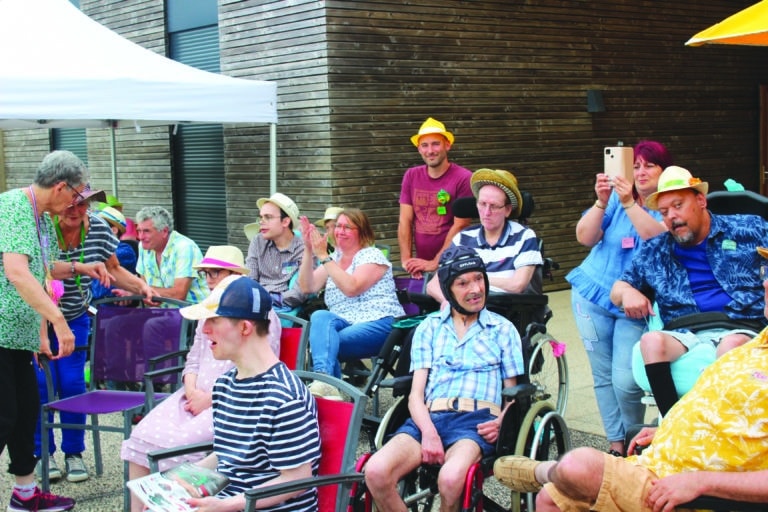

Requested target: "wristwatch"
[{"left": 319, "top": 256, "right": 333, "bottom": 265}]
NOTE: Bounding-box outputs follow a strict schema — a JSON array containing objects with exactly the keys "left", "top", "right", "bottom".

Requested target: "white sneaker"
[
  {"left": 64, "top": 455, "right": 89, "bottom": 483},
  {"left": 307, "top": 380, "right": 343, "bottom": 401},
  {"left": 34, "top": 457, "right": 62, "bottom": 482}
]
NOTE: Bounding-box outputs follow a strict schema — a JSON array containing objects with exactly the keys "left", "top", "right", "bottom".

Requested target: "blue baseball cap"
[{"left": 180, "top": 275, "right": 272, "bottom": 321}]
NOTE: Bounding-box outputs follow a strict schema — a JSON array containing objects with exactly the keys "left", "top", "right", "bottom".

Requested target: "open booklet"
[{"left": 126, "top": 462, "right": 230, "bottom": 512}]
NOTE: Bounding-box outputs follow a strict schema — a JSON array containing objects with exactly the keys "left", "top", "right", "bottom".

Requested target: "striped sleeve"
[{"left": 212, "top": 364, "right": 320, "bottom": 511}]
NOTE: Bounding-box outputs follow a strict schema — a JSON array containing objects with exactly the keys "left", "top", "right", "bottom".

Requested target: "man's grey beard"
[{"left": 672, "top": 230, "right": 695, "bottom": 246}]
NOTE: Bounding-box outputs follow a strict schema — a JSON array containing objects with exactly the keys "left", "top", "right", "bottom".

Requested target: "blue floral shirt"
[{"left": 618, "top": 213, "right": 768, "bottom": 326}]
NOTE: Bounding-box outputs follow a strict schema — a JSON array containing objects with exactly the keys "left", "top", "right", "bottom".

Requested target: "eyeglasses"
[
  {"left": 258, "top": 214, "right": 279, "bottom": 223},
  {"left": 66, "top": 201, "right": 89, "bottom": 211},
  {"left": 335, "top": 224, "right": 358, "bottom": 233},
  {"left": 65, "top": 184, "right": 86, "bottom": 205},
  {"left": 198, "top": 269, "right": 224, "bottom": 279},
  {"left": 476, "top": 201, "right": 508, "bottom": 213}
]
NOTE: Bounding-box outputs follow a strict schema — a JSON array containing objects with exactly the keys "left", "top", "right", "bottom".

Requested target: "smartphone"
[{"left": 604, "top": 146, "right": 634, "bottom": 182}]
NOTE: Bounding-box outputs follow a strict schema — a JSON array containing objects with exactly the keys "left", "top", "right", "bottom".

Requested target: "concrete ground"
[{"left": 0, "top": 289, "right": 650, "bottom": 510}]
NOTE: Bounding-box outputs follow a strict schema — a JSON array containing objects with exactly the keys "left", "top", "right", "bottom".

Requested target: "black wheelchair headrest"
[
  {"left": 706, "top": 190, "right": 768, "bottom": 219},
  {"left": 452, "top": 191, "right": 535, "bottom": 222}
]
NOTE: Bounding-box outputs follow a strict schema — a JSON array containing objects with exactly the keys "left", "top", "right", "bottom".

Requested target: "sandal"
[{"left": 493, "top": 455, "right": 542, "bottom": 492}]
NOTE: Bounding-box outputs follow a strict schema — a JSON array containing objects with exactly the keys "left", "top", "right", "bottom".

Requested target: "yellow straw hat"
[{"left": 410, "top": 117, "right": 455, "bottom": 147}]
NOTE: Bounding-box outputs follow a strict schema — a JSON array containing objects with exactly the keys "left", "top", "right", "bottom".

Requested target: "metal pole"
[
  {"left": 110, "top": 124, "right": 118, "bottom": 197},
  {"left": 270, "top": 122, "right": 277, "bottom": 195}
]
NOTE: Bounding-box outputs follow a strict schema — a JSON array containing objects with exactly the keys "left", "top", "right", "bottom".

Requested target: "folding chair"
[
  {"left": 146, "top": 371, "right": 367, "bottom": 512},
  {"left": 277, "top": 312, "right": 309, "bottom": 370},
  {"left": 39, "top": 295, "right": 193, "bottom": 512}
]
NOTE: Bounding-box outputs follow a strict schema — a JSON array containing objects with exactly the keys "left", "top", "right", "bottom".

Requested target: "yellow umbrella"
[{"left": 686, "top": 0, "right": 768, "bottom": 46}]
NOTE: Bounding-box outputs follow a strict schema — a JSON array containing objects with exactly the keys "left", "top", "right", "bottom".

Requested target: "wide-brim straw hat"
[
  {"left": 97, "top": 206, "right": 126, "bottom": 234},
  {"left": 645, "top": 166, "right": 709, "bottom": 210},
  {"left": 470, "top": 168, "right": 523, "bottom": 218},
  {"left": 410, "top": 117, "right": 455, "bottom": 147},
  {"left": 243, "top": 222, "right": 260, "bottom": 242},
  {"left": 193, "top": 245, "right": 249, "bottom": 275},
  {"left": 314, "top": 206, "right": 345, "bottom": 227}
]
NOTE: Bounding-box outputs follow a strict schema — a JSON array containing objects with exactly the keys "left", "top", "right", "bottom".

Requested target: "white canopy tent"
[{"left": 0, "top": 0, "right": 278, "bottom": 194}]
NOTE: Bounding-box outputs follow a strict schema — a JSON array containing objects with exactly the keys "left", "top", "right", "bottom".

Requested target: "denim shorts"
[{"left": 394, "top": 409, "right": 496, "bottom": 456}]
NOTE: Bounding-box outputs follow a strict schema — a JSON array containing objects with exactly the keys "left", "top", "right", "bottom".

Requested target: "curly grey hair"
[{"left": 135, "top": 206, "right": 174, "bottom": 232}]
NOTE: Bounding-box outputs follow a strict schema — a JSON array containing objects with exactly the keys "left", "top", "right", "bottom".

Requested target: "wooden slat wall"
[
  {"left": 220, "top": 0, "right": 333, "bottom": 249},
  {"left": 3, "top": 0, "right": 767, "bottom": 292},
  {"left": 220, "top": 0, "right": 768, "bottom": 290},
  {"left": 81, "top": 0, "right": 175, "bottom": 219}
]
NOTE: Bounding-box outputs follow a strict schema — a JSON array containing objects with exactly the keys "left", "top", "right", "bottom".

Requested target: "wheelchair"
[
  {"left": 630, "top": 189, "right": 768, "bottom": 411},
  {"left": 349, "top": 288, "right": 570, "bottom": 511},
  {"left": 621, "top": 190, "right": 768, "bottom": 511}
]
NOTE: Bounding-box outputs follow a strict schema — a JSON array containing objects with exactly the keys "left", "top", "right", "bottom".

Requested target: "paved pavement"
[{"left": 0, "top": 288, "right": 637, "bottom": 510}]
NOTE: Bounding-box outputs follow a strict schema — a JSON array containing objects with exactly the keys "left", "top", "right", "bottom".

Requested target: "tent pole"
[
  {"left": 270, "top": 122, "right": 277, "bottom": 195},
  {"left": 110, "top": 124, "right": 118, "bottom": 197}
]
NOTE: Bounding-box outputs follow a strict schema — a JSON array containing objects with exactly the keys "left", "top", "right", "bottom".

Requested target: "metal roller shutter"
[
  {"left": 170, "top": 24, "right": 225, "bottom": 253},
  {"left": 51, "top": 128, "right": 88, "bottom": 165}
]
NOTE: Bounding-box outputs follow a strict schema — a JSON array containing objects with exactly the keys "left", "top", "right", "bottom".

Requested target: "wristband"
[
  {"left": 70, "top": 261, "right": 77, "bottom": 277},
  {"left": 319, "top": 256, "right": 333, "bottom": 265},
  {"left": 622, "top": 200, "right": 636, "bottom": 210},
  {"left": 593, "top": 200, "right": 606, "bottom": 210}
]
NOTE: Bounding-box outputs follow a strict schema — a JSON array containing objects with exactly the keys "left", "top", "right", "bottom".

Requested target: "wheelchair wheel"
[
  {"left": 528, "top": 332, "right": 569, "bottom": 415},
  {"left": 510, "top": 401, "right": 571, "bottom": 512},
  {"left": 374, "top": 396, "right": 412, "bottom": 450},
  {"left": 400, "top": 467, "right": 438, "bottom": 512}
]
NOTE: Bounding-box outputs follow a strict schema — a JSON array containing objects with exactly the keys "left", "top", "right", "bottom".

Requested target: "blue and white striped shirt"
[
  {"left": 212, "top": 362, "right": 320, "bottom": 511},
  {"left": 452, "top": 220, "right": 542, "bottom": 293}
]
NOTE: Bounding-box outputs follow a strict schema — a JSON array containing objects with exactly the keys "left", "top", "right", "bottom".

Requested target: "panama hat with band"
[
  {"left": 97, "top": 206, "right": 127, "bottom": 234},
  {"left": 470, "top": 169, "right": 524, "bottom": 218},
  {"left": 645, "top": 166, "right": 709, "bottom": 210},
  {"left": 193, "top": 245, "right": 249, "bottom": 275},
  {"left": 411, "top": 117, "right": 455, "bottom": 147},
  {"left": 181, "top": 275, "right": 272, "bottom": 321},
  {"left": 315, "top": 206, "right": 344, "bottom": 227}
]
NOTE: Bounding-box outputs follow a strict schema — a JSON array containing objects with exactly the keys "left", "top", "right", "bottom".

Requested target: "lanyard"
[
  {"left": 54, "top": 219, "right": 86, "bottom": 296},
  {"left": 28, "top": 186, "right": 52, "bottom": 274}
]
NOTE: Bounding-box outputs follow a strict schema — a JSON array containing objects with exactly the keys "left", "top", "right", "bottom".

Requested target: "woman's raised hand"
[
  {"left": 595, "top": 173, "right": 612, "bottom": 204},
  {"left": 611, "top": 175, "right": 634, "bottom": 205}
]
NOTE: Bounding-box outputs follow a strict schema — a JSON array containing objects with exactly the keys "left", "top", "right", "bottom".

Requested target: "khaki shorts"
[{"left": 544, "top": 453, "right": 676, "bottom": 512}]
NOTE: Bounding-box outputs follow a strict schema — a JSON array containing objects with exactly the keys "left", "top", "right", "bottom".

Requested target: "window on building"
[
  {"left": 168, "top": 0, "right": 225, "bottom": 252},
  {"left": 51, "top": 129, "right": 88, "bottom": 165}
]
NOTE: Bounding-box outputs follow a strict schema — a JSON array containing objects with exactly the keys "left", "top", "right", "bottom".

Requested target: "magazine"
[{"left": 126, "top": 462, "right": 230, "bottom": 512}]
